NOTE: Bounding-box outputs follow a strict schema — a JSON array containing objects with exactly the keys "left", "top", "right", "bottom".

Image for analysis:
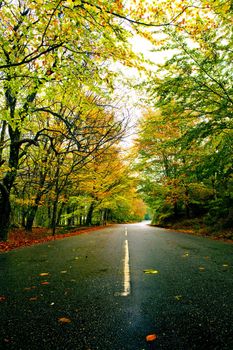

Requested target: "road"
[{"left": 0, "top": 223, "right": 233, "bottom": 350}]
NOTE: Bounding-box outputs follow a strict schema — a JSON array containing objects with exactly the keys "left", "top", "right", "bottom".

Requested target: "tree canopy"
[
  {"left": 0, "top": 0, "right": 232, "bottom": 240},
  {"left": 133, "top": 0, "right": 233, "bottom": 232}
]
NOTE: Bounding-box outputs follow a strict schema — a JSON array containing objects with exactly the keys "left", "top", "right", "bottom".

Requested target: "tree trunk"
[
  {"left": 0, "top": 120, "right": 6, "bottom": 164},
  {"left": 21, "top": 207, "right": 27, "bottom": 228},
  {"left": 51, "top": 194, "right": 59, "bottom": 236},
  {"left": 173, "top": 201, "right": 179, "bottom": 218},
  {"left": 56, "top": 202, "right": 65, "bottom": 227},
  {"left": 0, "top": 184, "right": 11, "bottom": 241},
  {"left": 185, "top": 188, "right": 190, "bottom": 219},
  {"left": 25, "top": 206, "right": 38, "bottom": 231},
  {"left": 86, "top": 202, "right": 95, "bottom": 226}
]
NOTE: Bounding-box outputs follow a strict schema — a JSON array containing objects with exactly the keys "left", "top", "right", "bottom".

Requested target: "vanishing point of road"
[{"left": 0, "top": 222, "right": 233, "bottom": 350}]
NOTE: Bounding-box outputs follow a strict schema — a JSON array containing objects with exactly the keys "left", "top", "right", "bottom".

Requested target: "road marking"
[
  {"left": 125, "top": 227, "right": 128, "bottom": 237},
  {"left": 121, "top": 239, "right": 131, "bottom": 296}
]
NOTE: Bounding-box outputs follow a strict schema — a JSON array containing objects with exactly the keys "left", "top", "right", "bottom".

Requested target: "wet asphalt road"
[{"left": 0, "top": 223, "right": 233, "bottom": 350}]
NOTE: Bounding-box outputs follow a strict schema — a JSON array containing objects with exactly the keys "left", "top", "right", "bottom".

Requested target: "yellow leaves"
[
  {"left": 58, "top": 317, "right": 72, "bottom": 324},
  {"left": 199, "top": 266, "right": 205, "bottom": 271},
  {"left": 39, "top": 272, "right": 49, "bottom": 276},
  {"left": 143, "top": 269, "right": 159, "bottom": 274},
  {"left": 182, "top": 252, "right": 189, "bottom": 258},
  {"left": 175, "top": 295, "right": 182, "bottom": 301}
]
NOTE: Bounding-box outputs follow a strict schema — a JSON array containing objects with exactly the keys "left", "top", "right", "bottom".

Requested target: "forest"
[{"left": 0, "top": 0, "right": 232, "bottom": 242}]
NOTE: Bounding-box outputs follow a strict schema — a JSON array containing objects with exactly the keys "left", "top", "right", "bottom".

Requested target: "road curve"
[{"left": 0, "top": 223, "right": 233, "bottom": 349}]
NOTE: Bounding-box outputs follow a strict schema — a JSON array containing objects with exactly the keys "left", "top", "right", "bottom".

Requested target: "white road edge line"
[
  {"left": 121, "top": 239, "right": 131, "bottom": 296},
  {"left": 125, "top": 227, "right": 128, "bottom": 237}
]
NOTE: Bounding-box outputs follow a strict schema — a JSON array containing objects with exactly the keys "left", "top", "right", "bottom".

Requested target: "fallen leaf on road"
[
  {"left": 24, "top": 286, "right": 36, "bottom": 291},
  {"left": 146, "top": 334, "right": 157, "bottom": 342},
  {"left": 39, "top": 273, "right": 49, "bottom": 276},
  {"left": 182, "top": 253, "right": 189, "bottom": 257},
  {"left": 41, "top": 281, "right": 50, "bottom": 285},
  {"left": 29, "top": 297, "right": 38, "bottom": 301},
  {"left": 58, "top": 317, "right": 71, "bottom": 324},
  {"left": 0, "top": 296, "right": 6, "bottom": 302},
  {"left": 143, "top": 269, "right": 159, "bottom": 274}
]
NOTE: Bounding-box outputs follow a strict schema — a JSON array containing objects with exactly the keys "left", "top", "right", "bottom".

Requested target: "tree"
[
  {"left": 0, "top": 0, "right": 136, "bottom": 240},
  {"left": 135, "top": 1, "right": 233, "bottom": 229}
]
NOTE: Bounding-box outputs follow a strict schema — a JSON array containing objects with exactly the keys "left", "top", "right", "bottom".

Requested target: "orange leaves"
[
  {"left": 58, "top": 317, "right": 72, "bottom": 324},
  {"left": 24, "top": 286, "right": 36, "bottom": 291},
  {"left": 0, "top": 295, "right": 6, "bottom": 302},
  {"left": 40, "top": 281, "right": 50, "bottom": 285},
  {"left": 146, "top": 333, "right": 157, "bottom": 342}
]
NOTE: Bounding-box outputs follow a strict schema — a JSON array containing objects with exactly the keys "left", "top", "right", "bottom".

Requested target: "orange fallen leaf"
[
  {"left": 41, "top": 281, "right": 50, "bottom": 285},
  {"left": 58, "top": 317, "right": 71, "bottom": 324},
  {"left": 146, "top": 334, "right": 157, "bottom": 342},
  {"left": 39, "top": 273, "right": 49, "bottom": 276},
  {"left": 24, "top": 286, "right": 37, "bottom": 291},
  {"left": 29, "top": 296, "right": 38, "bottom": 301},
  {"left": 0, "top": 296, "right": 6, "bottom": 302}
]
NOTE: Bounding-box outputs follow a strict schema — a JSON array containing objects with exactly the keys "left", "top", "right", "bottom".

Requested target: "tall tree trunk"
[
  {"left": 21, "top": 208, "right": 27, "bottom": 228},
  {"left": 185, "top": 188, "right": 190, "bottom": 219},
  {"left": 51, "top": 193, "right": 59, "bottom": 236},
  {"left": 0, "top": 85, "right": 38, "bottom": 240},
  {"left": 0, "top": 127, "right": 20, "bottom": 240},
  {"left": 56, "top": 202, "right": 65, "bottom": 227},
  {"left": 173, "top": 201, "right": 179, "bottom": 218},
  {"left": 86, "top": 202, "right": 95, "bottom": 226},
  {"left": 25, "top": 206, "right": 38, "bottom": 231},
  {"left": 0, "top": 184, "right": 11, "bottom": 241},
  {"left": 0, "top": 120, "right": 7, "bottom": 165},
  {"left": 25, "top": 169, "right": 46, "bottom": 231}
]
